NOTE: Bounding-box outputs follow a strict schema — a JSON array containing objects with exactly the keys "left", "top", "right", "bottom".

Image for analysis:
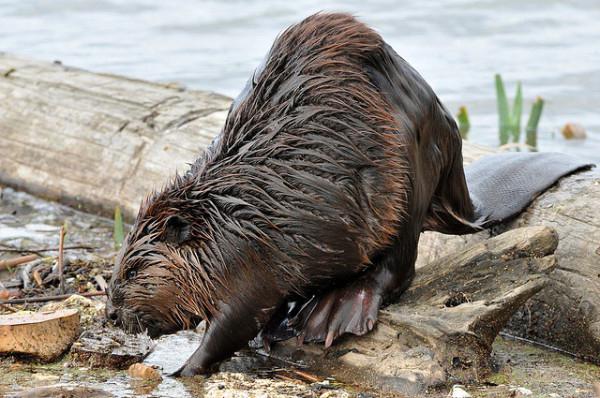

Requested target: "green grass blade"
[
  {"left": 456, "top": 106, "right": 470, "bottom": 140},
  {"left": 525, "top": 96, "right": 544, "bottom": 150},
  {"left": 511, "top": 82, "right": 523, "bottom": 143},
  {"left": 495, "top": 74, "right": 511, "bottom": 145},
  {"left": 114, "top": 206, "right": 125, "bottom": 250}
]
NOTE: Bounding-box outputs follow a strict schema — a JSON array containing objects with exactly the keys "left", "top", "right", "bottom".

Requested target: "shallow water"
[{"left": 0, "top": 1, "right": 599, "bottom": 160}]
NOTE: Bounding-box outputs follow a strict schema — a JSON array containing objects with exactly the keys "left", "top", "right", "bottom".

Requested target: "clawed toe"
[
  {"left": 298, "top": 280, "right": 382, "bottom": 347},
  {"left": 258, "top": 279, "right": 382, "bottom": 349}
]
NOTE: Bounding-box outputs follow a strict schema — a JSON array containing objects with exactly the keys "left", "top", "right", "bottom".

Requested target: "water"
[{"left": 1, "top": 0, "right": 599, "bottom": 161}]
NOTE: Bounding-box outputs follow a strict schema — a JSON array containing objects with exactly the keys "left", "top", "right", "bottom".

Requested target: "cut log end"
[{"left": 0, "top": 309, "right": 80, "bottom": 361}]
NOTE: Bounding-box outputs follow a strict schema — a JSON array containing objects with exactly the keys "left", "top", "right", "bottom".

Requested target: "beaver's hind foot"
[
  {"left": 297, "top": 280, "right": 383, "bottom": 348},
  {"left": 260, "top": 278, "right": 383, "bottom": 349}
]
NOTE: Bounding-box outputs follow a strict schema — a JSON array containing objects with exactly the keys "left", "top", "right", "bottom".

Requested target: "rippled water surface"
[{"left": 1, "top": 0, "right": 599, "bottom": 161}]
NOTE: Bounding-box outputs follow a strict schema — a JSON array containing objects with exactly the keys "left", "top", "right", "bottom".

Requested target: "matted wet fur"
[
  {"left": 105, "top": 12, "right": 536, "bottom": 376},
  {"left": 107, "top": 12, "right": 474, "bottom": 375}
]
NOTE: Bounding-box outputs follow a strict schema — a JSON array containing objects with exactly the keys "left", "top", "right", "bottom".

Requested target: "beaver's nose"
[{"left": 105, "top": 301, "right": 120, "bottom": 324}]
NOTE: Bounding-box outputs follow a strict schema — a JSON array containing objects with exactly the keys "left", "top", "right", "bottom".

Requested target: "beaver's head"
[{"left": 106, "top": 179, "right": 217, "bottom": 338}]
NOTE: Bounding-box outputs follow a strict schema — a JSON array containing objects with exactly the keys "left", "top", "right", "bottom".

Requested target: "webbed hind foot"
[{"left": 261, "top": 278, "right": 383, "bottom": 349}]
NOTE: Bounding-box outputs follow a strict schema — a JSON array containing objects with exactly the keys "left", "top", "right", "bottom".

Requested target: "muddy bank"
[
  {"left": 2, "top": 332, "right": 599, "bottom": 397},
  {"left": 1, "top": 186, "right": 600, "bottom": 397}
]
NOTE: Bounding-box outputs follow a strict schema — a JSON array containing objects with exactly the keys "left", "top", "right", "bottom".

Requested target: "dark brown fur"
[{"left": 107, "top": 12, "right": 473, "bottom": 375}]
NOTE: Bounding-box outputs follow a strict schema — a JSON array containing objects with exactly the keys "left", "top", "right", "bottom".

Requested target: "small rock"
[
  {"left": 448, "top": 385, "right": 471, "bottom": 398},
  {"left": 511, "top": 386, "right": 533, "bottom": 396},
  {"left": 32, "top": 374, "right": 60, "bottom": 382},
  {"left": 128, "top": 363, "right": 162, "bottom": 381},
  {"left": 70, "top": 325, "right": 154, "bottom": 369},
  {"left": 561, "top": 123, "right": 587, "bottom": 139}
]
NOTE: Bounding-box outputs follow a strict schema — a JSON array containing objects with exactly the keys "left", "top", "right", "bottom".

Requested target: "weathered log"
[
  {"left": 0, "top": 53, "right": 231, "bottom": 220},
  {"left": 271, "top": 226, "right": 558, "bottom": 395},
  {"left": 0, "top": 54, "right": 598, "bottom": 362},
  {"left": 418, "top": 167, "right": 600, "bottom": 363}
]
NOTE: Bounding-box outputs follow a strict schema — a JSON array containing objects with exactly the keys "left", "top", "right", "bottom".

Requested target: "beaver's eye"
[{"left": 126, "top": 269, "right": 137, "bottom": 279}]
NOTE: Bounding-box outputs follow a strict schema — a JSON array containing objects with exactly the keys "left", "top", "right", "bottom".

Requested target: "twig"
[
  {"left": 499, "top": 331, "right": 578, "bottom": 358},
  {"left": 273, "top": 373, "right": 298, "bottom": 383},
  {"left": 94, "top": 275, "right": 108, "bottom": 292},
  {"left": 33, "top": 270, "right": 44, "bottom": 287},
  {"left": 58, "top": 225, "right": 66, "bottom": 294},
  {"left": 0, "top": 254, "right": 38, "bottom": 271},
  {"left": 291, "top": 369, "right": 321, "bottom": 383},
  {"left": 0, "top": 303, "right": 19, "bottom": 313},
  {"left": 253, "top": 350, "right": 309, "bottom": 368},
  {"left": 0, "top": 245, "right": 97, "bottom": 254},
  {"left": 0, "top": 291, "right": 106, "bottom": 305}
]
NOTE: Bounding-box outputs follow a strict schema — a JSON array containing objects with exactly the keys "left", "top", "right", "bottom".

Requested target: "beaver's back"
[{"left": 190, "top": 13, "right": 443, "bottom": 291}]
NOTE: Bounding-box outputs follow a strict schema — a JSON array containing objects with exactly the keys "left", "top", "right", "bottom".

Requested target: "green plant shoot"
[
  {"left": 495, "top": 74, "right": 511, "bottom": 145},
  {"left": 525, "top": 97, "right": 544, "bottom": 150},
  {"left": 457, "top": 106, "right": 470, "bottom": 140},
  {"left": 511, "top": 82, "right": 523, "bottom": 143},
  {"left": 114, "top": 205, "right": 125, "bottom": 250}
]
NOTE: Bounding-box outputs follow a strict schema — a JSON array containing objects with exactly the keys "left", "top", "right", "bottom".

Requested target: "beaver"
[{"left": 106, "top": 13, "right": 592, "bottom": 376}]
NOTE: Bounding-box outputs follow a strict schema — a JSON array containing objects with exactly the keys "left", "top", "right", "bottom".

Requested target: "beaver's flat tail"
[
  {"left": 466, "top": 152, "right": 593, "bottom": 228},
  {"left": 429, "top": 152, "right": 594, "bottom": 235}
]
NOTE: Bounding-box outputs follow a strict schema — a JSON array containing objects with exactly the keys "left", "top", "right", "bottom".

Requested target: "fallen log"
[
  {"left": 0, "top": 54, "right": 598, "bottom": 364},
  {"left": 418, "top": 161, "right": 600, "bottom": 363},
  {"left": 271, "top": 226, "right": 558, "bottom": 395},
  {"left": 0, "top": 53, "right": 231, "bottom": 220}
]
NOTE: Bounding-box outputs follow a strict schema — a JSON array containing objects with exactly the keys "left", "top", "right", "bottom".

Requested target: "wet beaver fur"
[{"left": 106, "top": 13, "right": 591, "bottom": 376}]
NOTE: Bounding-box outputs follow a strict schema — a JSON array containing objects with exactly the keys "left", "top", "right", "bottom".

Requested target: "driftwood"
[
  {"left": 418, "top": 156, "right": 600, "bottom": 363},
  {"left": 0, "top": 53, "right": 231, "bottom": 219},
  {"left": 0, "top": 54, "right": 598, "bottom": 367},
  {"left": 70, "top": 326, "right": 154, "bottom": 369},
  {"left": 269, "top": 226, "right": 558, "bottom": 395}
]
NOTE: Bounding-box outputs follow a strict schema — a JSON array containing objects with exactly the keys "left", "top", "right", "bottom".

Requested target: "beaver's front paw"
[{"left": 170, "top": 362, "right": 210, "bottom": 377}]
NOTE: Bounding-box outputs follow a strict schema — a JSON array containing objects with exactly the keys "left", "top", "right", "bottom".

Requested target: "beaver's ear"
[{"left": 163, "top": 215, "right": 191, "bottom": 245}]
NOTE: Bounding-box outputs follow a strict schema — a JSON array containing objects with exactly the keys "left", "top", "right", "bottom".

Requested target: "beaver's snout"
[{"left": 105, "top": 299, "right": 122, "bottom": 326}]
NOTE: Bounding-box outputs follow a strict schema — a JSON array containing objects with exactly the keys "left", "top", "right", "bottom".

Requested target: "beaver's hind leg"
[{"left": 262, "top": 235, "right": 418, "bottom": 348}]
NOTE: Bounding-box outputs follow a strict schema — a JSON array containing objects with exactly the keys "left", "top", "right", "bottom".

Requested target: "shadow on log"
[{"left": 271, "top": 226, "right": 558, "bottom": 395}]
